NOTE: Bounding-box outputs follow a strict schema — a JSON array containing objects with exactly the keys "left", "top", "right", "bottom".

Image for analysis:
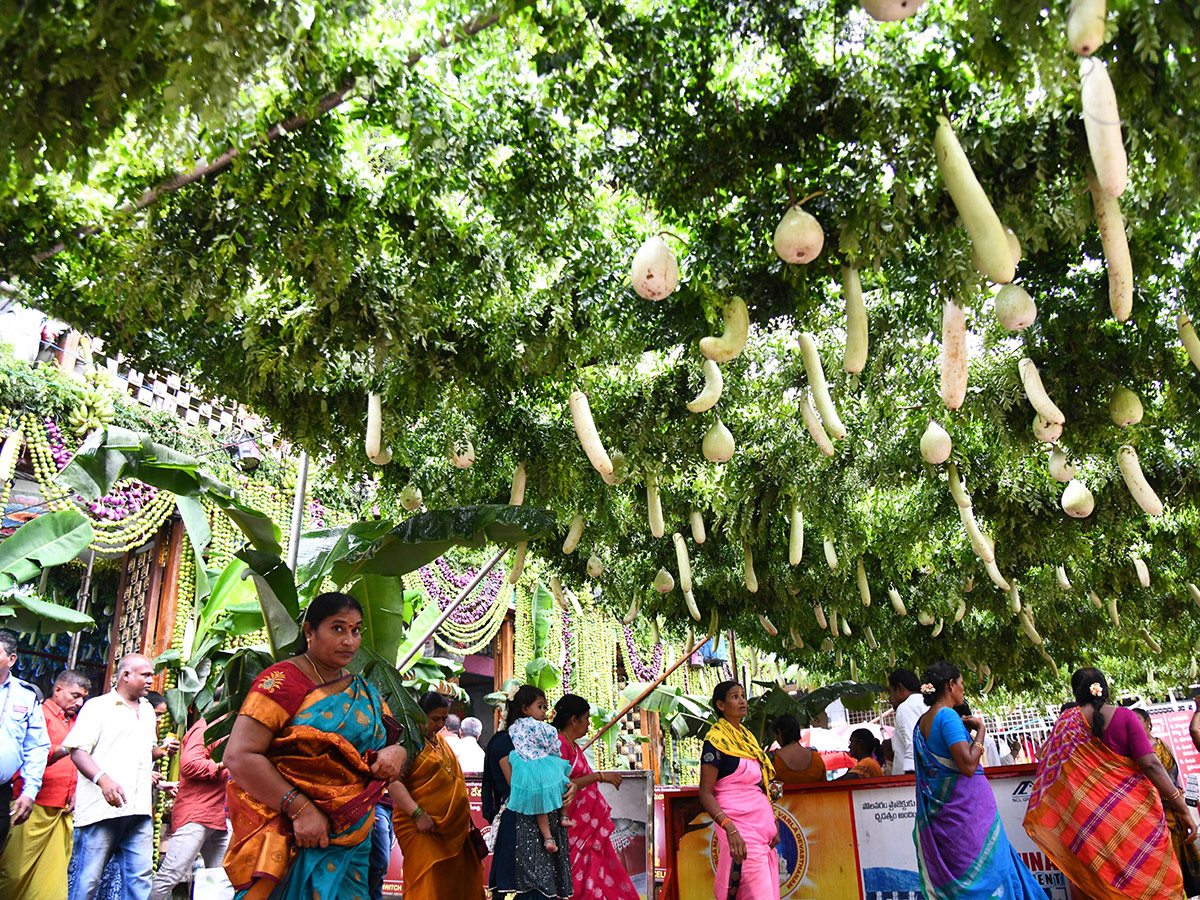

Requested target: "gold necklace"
[{"left": 303, "top": 653, "right": 339, "bottom": 684}]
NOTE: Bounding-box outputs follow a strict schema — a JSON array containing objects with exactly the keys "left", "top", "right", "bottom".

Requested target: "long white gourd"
[
  {"left": 1189, "top": 583, "right": 1200, "bottom": 607},
  {"left": 569, "top": 391, "right": 614, "bottom": 476},
  {"left": 799, "top": 332, "right": 847, "bottom": 439},
  {"left": 562, "top": 512, "right": 584, "bottom": 554},
  {"left": 934, "top": 115, "right": 1015, "bottom": 284},
  {"left": 984, "top": 558, "right": 1011, "bottom": 591},
  {"left": 687, "top": 360, "right": 724, "bottom": 413},
  {"left": 823, "top": 537, "right": 839, "bottom": 570},
  {"left": 1018, "top": 358, "right": 1065, "bottom": 425},
  {"left": 1080, "top": 57, "right": 1126, "bottom": 198},
  {"left": 1019, "top": 610, "right": 1043, "bottom": 645},
  {"left": 1067, "top": 0, "right": 1106, "bottom": 56},
  {"left": 917, "top": 610, "right": 935, "bottom": 626},
  {"left": 954, "top": 596, "right": 966, "bottom": 623},
  {"left": 673, "top": 532, "right": 694, "bottom": 594},
  {"left": 842, "top": 267, "right": 868, "bottom": 374},
  {"left": 1107, "top": 596, "right": 1120, "bottom": 627},
  {"left": 587, "top": 555, "right": 604, "bottom": 578},
  {"left": 1048, "top": 447, "right": 1076, "bottom": 483},
  {"left": 774, "top": 205, "right": 824, "bottom": 264},
  {"left": 1132, "top": 555, "right": 1150, "bottom": 588},
  {"left": 1179, "top": 314, "right": 1200, "bottom": 370},
  {"left": 744, "top": 545, "right": 758, "bottom": 593},
  {"left": 790, "top": 626, "right": 805, "bottom": 650},
  {"left": 789, "top": 507, "right": 804, "bottom": 565},
  {"left": 1038, "top": 647, "right": 1060, "bottom": 679},
  {"left": 1117, "top": 445, "right": 1163, "bottom": 516},
  {"left": 856, "top": 558, "right": 871, "bottom": 606},
  {"left": 941, "top": 299, "right": 968, "bottom": 409},
  {"left": 623, "top": 595, "right": 641, "bottom": 626},
  {"left": 1033, "top": 413, "right": 1063, "bottom": 444},
  {"left": 508, "top": 542, "right": 528, "bottom": 584},
  {"left": 1088, "top": 175, "right": 1132, "bottom": 322},
  {"left": 1088, "top": 590, "right": 1103, "bottom": 609},
  {"left": 365, "top": 393, "right": 383, "bottom": 460},
  {"left": 1057, "top": 565, "right": 1072, "bottom": 591},
  {"left": 865, "top": 626, "right": 878, "bottom": 650},
  {"left": 600, "top": 450, "right": 627, "bottom": 486},
  {"left": 690, "top": 510, "right": 707, "bottom": 544},
  {"left": 509, "top": 462, "right": 527, "bottom": 505},
  {"left": 947, "top": 463, "right": 972, "bottom": 508},
  {"left": 800, "top": 391, "right": 836, "bottom": 456},
  {"left": 646, "top": 472, "right": 665, "bottom": 538},
  {"left": 828, "top": 608, "right": 839, "bottom": 637},
  {"left": 958, "top": 505, "right": 995, "bottom": 563},
  {"left": 683, "top": 589, "right": 701, "bottom": 621},
  {"left": 814, "top": 603, "right": 827, "bottom": 629},
  {"left": 1009, "top": 582, "right": 1022, "bottom": 615},
  {"left": 888, "top": 586, "right": 907, "bottom": 616},
  {"left": 1110, "top": 385, "right": 1143, "bottom": 426},
  {"left": 930, "top": 617, "right": 944, "bottom": 638},
  {"left": 700, "top": 297, "right": 750, "bottom": 362},
  {"left": 1141, "top": 627, "right": 1163, "bottom": 655},
  {"left": 841, "top": 617, "right": 852, "bottom": 637},
  {"left": 758, "top": 614, "right": 778, "bottom": 636}
]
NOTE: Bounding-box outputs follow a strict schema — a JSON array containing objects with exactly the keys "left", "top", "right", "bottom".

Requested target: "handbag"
[
  {"left": 382, "top": 714, "right": 404, "bottom": 746},
  {"left": 469, "top": 822, "right": 490, "bottom": 860}
]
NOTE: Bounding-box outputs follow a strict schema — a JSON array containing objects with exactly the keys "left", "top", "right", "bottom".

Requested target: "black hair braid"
[{"left": 1070, "top": 667, "right": 1109, "bottom": 738}]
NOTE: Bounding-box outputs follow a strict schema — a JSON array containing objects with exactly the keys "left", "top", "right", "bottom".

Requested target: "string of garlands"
[
  {"left": 418, "top": 557, "right": 507, "bottom": 626},
  {"left": 18, "top": 414, "right": 71, "bottom": 511},
  {"left": 88, "top": 487, "right": 176, "bottom": 555},
  {"left": 561, "top": 605, "right": 574, "bottom": 691}
]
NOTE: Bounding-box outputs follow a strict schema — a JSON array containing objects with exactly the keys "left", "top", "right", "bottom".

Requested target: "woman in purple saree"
[{"left": 913, "top": 662, "right": 1047, "bottom": 900}]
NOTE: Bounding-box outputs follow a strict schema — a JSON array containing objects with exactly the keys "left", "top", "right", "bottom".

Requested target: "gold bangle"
[{"left": 289, "top": 798, "right": 312, "bottom": 820}]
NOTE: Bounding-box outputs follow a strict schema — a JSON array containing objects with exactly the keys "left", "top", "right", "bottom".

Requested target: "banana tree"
[{"left": 0, "top": 508, "right": 97, "bottom": 632}]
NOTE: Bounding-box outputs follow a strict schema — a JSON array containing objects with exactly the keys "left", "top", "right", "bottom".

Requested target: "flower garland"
[
  {"left": 418, "top": 557, "right": 506, "bottom": 626},
  {"left": 561, "top": 605, "right": 573, "bottom": 691},
  {"left": 621, "top": 623, "right": 664, "bottom": 682}
]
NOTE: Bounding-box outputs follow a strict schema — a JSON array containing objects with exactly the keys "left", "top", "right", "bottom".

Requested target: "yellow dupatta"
[{"left": 707, "top": 717, "right": 775, "bottom": 791}]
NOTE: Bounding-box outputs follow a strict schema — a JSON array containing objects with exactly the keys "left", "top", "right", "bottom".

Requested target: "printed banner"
[{"left": 1152, "top": 711, "right": 1200, "bottom": 778}]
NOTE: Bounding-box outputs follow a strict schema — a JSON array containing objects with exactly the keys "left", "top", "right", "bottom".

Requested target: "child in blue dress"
[{"left": 506, "top": 692, "right": 575, "bottom": 851}]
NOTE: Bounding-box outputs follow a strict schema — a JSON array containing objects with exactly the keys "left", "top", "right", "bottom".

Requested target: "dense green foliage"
[{"left": 4, "top": 0, "right": 1200, "bottom": 699}]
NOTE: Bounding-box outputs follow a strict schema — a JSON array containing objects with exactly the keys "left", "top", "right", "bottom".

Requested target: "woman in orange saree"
[
  {"left": 1023, "top": 667, "right": 1195, "bottom": 900},
  {"left": 388, "top": 692, "right": 484, "bottom": 900},
  {"left": 223, "top": 593, "right": 407, "bottom": 900}
]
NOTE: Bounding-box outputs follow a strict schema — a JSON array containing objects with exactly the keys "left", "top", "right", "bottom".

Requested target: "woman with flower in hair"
[
  {"left": 1024, "top": 667, "right": 1195, "bottom": 900},
  {"left": 913, "top": 661, "right": 1047, "bottom": 899}
]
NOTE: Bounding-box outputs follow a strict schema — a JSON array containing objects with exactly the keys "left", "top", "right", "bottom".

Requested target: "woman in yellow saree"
[
  {"left": 388, "top": 692, "right": 484, "bottom": 900},
  {"left": 223, "top": 592, "right": 407, "bottom": 900}
]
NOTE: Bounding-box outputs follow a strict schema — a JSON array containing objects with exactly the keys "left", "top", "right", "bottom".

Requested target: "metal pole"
[
  {"left": 286, "top": 451, "right": 309, "bottom": 571},
  {"left": 67, "top": 551, "right": 94, "bottom": 670},
  {"left": 580, "top": 632, "right": 712, "bottom": 754},
  {"left": 395, "top": 544, "right": 509, "bottom": 672}
]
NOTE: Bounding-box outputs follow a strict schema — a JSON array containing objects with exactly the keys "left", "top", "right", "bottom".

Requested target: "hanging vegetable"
[
  {"left": 1080, "top": 58, "right": 1127, "bottom": 198},
  {"left": 1048, "top": 447, "right": 1076, "bottom": 483},
  {"left": 888, "top": 586, "right": 907, "bottom": 616},
  {"left": 630, "top": 234, "right": 679, "bottom": 301},
  {"left": 673, "top": 532, "right": 694, "bottom": 594},
  {"left": 1057, "top": 565, "right": 1072, "bottom": 591},
  {"left": 365, "top": 392, "right": 389, "bottom": 465},
  {"left": 654, "top": 568, "right": 675, "bottom": 593},
  {"left": 569, "top": 391, "right": 614, "bottom": 477},
  {"left": 933, "top": 115, "right": 1015, "bottom": 285},
  {"left": 399, "top": 484, "right": 423, "bottom": 511},
  {"left": 773, "top": 204, "right": 824, "bottom": 264},
  {"left": 1088, "top": 174, "right": 1132, "bottom": 322},
  {"left": 823, "top": 538, "right": 839, "bottom": 570},
  {"left": 856, "top": 558, "right": 872, "bottom": 606},
  {"left": 789, "top": 507, "right": 804, "bottom": 565},
  {"left": 600, "top": 451, "right": 628, "bottom": 486},
  {"left": 687, "top": 359, "right": 724, "bottom": 413},
  {"left": 917, "top": 610, "right": 935, "bottom": 626},
  {"left": 814, "top": 603, "right": 828, "bottom": 629},
  {"left": 1178, "top": 314, "right": 1200, "bottom": 371},
  {"left": 865, "top": 626, "right": 879, "bottom": 650},
  {"left": 1141, "top": 627, "right": 1163, "bottom": 655},
  {"left": 1117, "top": 445, "right": 1163, "bottom": 516},
  {"left": 1019, "top": 358, "right": 1065, "bottom": 426},
  {"left": 920, "top": 420, "right": 953, "bottom": 465},
  {"left": 646, "top": 472, "right": 665, "bottom": 538},
  {"left": 509, "top": 462, "right": 527, "bottom": 505},
  {"left": 758, "top": 614, "right": 778, "bottom": 636},
  {"left": 947, "top": 463, "right": 973, "bottom": 508},
  {"left": 842, "top": 267, "right": 868, "bottom": 374},
  {"left": 587, "top": 555, "right": 603, "bottom": 579},
  {"left": 799, "top": 332, "right": 847, "bottom": 439},
  {"left": 448, "top": 435, "right": 475, "bottom": 468},
  {"left": 1132, "top": 556, "right": 1150, "bottom": 588},
  {"left": 941, "top": 299, "right": 968, "bottom": 410},
  {"left": 744, "top": 545, "right": 759, "bottom": 593},
  {"left": 508, "top": 542, "right": 528, "bottom": 584},
  {"left": 1061, "top": 479, "right": 1095, "bottom": 518},
  {"left": 700, "top": 296, "right": 750, "bottom": 362},
  {"left": 790, "top": 626, "right": 805, "bottom": 650},
  {"left": 958, "top": 505, "right": 995, "bottom": 563},
  {"left": 690, "top": 510, "right": 707, "bottom": 545},
  {"left": 1033, "top": 414, "right": 1063, "bottom": 444},
  {"left": 995, "top": 284, "right": 1038, "bottom": 331},
  {"left": 683, "top": 589, "right": 701, "bottom": 621},
  {"left": 800, "top": 391, "right": 835, "bottom": 456},
  {"left": 702, "top": 418, "right": 736, "bottom": 463},
  {"left": 623, "top": 595, "right": 641, "bottom": 626},
  {"left": 985, "top": 559, "right": 1011, "bottom": 592},
  {"left": 1009, "top": 582, "right": 1022, "bottom": 615},
  {"left": 1188, "top": 583, "right": 1200, "bottom": 607},
  {"left": 562, "top": 513, "right": 585, "bottom": 555},
  {"left": 1067, "top": 0, "right": 1107, "bottom": 56},
  {"left": 859, "top": 0, "right": 926, "bottom": 22}
]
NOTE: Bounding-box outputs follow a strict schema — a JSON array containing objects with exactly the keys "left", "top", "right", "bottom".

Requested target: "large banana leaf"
[
  {"left": 296, "top": 505, "right": 555, "bottom": 600},
  {"left": 348, "top": 576, "right": 424, "bottom": 668},
  {"left": 236, "top": 549, "right": 301, "bottom": 657},
  {"left": 0, "top": 509, "right": 94, "bottom": 591},
  {"left": 0, "top": 587, "right": 96, "bottom": 633},
  {"left": 358, "top": 647, "right": 427, "bottom": 759}
]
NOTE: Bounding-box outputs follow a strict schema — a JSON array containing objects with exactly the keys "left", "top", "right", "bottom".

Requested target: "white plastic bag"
[{"left": 193, "top": 867, "right": 234, "bottom": 900}]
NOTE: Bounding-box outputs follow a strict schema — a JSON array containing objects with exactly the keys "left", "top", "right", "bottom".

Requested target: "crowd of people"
[{"left": 7, "top": 607, "right": 1200, "bottom": 900}]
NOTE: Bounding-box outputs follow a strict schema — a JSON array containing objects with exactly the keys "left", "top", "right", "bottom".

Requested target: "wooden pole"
[{"left": 581, "top": 633, "right": 710, "bottom": 754}]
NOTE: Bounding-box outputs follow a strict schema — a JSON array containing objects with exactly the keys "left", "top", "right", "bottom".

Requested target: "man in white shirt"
[
  {"left": 64, "top": 654, "right": 179, "bottom": 900},
  {"left": 888, "top": 669, "right": 927, "bottom": 776},
  {"left": 454, "top": 717, "right": 486, "bottom": 773}
]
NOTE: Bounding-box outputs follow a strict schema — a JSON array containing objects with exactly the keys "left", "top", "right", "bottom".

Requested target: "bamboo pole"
[
  {"left": 286, "top": 451, "right": 310, "bottom": 572},
  {"left": 395, "top": 544, "right": 509, "bottom": 672},
  {"left": 581, "top": 632, "right": 711, "bottom": 754}
]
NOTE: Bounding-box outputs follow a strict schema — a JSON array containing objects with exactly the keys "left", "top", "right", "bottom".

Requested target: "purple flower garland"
[
  {"left": 417, "top": 557, "right": 506, "bottom": 626},
  {"left": 561, "top": 606, "right": 573, "bottom": 690},
  {"left": 622, "top": 624, "right": 664, "bottom": 681}
]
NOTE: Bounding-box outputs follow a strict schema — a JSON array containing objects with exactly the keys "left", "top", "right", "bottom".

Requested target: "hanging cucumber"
[
  {"left": 799, "top": 332, "right": 847, "bottom": 439},
  {"left": 842, "top": 267, "right": 868, "bottom": 374},
  {"left": 646, "top": 472, "right": 665, "bottom": 538},
  {"left": 569, "top": 391, "right": 614, "bottom": 477},
  {"left": 789, "top": 507, "right": 804, "bottom": 565}
]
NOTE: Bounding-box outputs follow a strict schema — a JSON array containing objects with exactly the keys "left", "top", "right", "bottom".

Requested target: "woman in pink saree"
[
  {"left": 698, "top": 681, "right": 781, "bottom": 900},
  {"left": 552, "top": 694, "right": 640, "bottom": 900}
]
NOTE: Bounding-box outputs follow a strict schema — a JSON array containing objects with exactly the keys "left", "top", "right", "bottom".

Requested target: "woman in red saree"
[
  {"left": 1024, "top": 667, "right": 1195, "bottom": 900},
  {"left": 388, "top": 692, "right": 484, "bottom": 900},
  {"left": 552, "top": 694, "right": 640, "bottom": 900},
  {"left": 223, "top": 592, "right": 407, "bottom": 900}
]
